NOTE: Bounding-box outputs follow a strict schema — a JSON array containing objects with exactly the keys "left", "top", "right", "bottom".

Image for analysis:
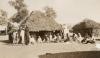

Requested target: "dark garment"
[
  {"left": 8, "top": 33, "right": 13, "bottom": 43},
  {"left": 25, "top": 27, "right": 30, "bottom": 45},
  {"left": 18, "top": 30, "right": 22, "bottom": 44},
  {"left": 7, "top": 24, "right": 13, "bottom": 43}
]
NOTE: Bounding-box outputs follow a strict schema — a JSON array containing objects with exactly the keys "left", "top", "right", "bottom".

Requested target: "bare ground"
[{"left": 0, "top": 35, "right": 99, "bottom": 58}]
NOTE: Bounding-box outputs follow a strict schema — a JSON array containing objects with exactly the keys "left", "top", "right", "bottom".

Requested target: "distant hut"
[
  {"left": 72, "top": 19, "right": 100, "bottom": 39},
  {"left": 0, "top": 9, "right": 7, "bottom": 35},
  {"left": 0, "top": 25, "right": 7, "bottom": 35}
]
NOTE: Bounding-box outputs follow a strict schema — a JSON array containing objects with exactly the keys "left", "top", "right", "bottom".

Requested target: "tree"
[
  {"left": 44, "top": 7, "right": 56, "bottom": 19},
  {"left": 0, "top": 9, "right": 7, "bottom": 25},
  {"left": 0, "top": 10, "right": 7, "bottom": 19},
  {"left": 9, "top": 0, "right": 28, "bottom": 23}
]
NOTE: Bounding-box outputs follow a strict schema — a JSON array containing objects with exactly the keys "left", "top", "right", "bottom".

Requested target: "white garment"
[
  {"left": 68, "top": 33, "right": 73, "bottom": 37},
  {"left": 38, "top": 37, "right": 42, "bottom": 43},
  {"left": 64, "top": 29, "right": 69, "bottom": 35},
  {"left": 49, "top": 35, "right": 52, "bottom": 41},
  {"left": 12, "top": 22, "right": 20, "bottom": 30},
  {"left": 20, "top": 30, "right": 25, "bottom": 44},
  {"left": 30, "top": 37, "right": 36, "bottom": 43},
  {"left": 78, "top": 37, "right": 83, "bottom": 42},
  {"left": 13, "top": 31, "right": 18, "bottom": 44},
  {"left": 77, "top": 33, "right": 83, "bottom": 42}
]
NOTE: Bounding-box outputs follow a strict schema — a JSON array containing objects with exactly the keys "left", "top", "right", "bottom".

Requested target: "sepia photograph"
[{"left": 0, "top": 0, "right": 100, "bottom": 58}]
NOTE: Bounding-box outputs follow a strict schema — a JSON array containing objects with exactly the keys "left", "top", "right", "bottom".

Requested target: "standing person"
[
  {"left": 7, "top": 22, "right": 13, "bottom": 43},
  {"left": 24, "top": 26, "right": 30, "bottom": 45},
  {"left": 64, "top": 33, "right": 70, "bottom": 42},
  {"left": 19, "top": 27, "right": 25, "bottom": 44}
]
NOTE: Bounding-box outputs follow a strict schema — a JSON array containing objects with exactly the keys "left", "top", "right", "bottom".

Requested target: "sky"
[{"left": 0, "top": 0, "right": 100, "bottom": 25}]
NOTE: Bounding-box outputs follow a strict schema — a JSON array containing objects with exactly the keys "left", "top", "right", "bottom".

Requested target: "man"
[
  {"left": 7, "top": 22, "right": 13, "bottom": 43},
  {"left": 25, "top": 26, "right": 30, "bottom": 45},
  {"left": 20, "top": 26, "right": 25, "bottom": 44}
]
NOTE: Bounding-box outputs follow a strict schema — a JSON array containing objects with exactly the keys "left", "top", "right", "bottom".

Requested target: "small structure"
[
  {"left": 72, "top": 19, "right": 100, "bottom": 39},
  {"left": 0, "top": 25, "right": 7, "bottom": 35},
  {"left": 0, "top": 9, "right": 7, "bottom": 35}
]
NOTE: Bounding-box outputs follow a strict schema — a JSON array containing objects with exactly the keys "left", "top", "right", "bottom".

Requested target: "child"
[
  {"left": 29, "top": 35, "right": 36, "bottom": 44},
  {"left": 38, "top": 36, "right": 42, "bottom": 43}
]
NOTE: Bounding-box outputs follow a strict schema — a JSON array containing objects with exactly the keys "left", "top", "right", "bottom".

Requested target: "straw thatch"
[
  {"left": 72, "top": 18, "right": 100, "bottom": 37},
  {"left": 72, "top": 19, "right": 100, "bottom": 30},
  {"left": 25, "top": 11, "right": 62, "bottom": 31}
]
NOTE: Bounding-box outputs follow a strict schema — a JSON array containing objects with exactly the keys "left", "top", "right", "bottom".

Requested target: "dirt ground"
[{"left": 0, "top": 35, "right": 99, "bottom": 58}]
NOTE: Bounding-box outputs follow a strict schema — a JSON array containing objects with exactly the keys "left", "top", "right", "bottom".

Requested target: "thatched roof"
[
  {"left": 25, "top": 11, "right": 62, "bottom": 31},
  {"left": 72, "top": 18, "right": 100, "bottom": 30}
]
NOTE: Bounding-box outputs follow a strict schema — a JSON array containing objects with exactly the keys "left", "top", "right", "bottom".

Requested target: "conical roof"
[
  {"left": 72, "top": 18, "right": 100, "bottom": 30},
  {"left": 25, "top": 11, "right": 62, "bottom": 31}
]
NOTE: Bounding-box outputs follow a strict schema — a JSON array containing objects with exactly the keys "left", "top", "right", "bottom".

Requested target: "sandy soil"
[{"left": 0, "top": 35, "right": 99, "bottom": 58}]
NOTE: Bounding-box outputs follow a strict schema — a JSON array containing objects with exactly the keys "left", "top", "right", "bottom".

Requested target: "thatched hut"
[
  {"left": 23, "top": 11, "right": 63, "bottom": 37},
  {"left": 72, "top": 19, "right": 100, "bottom": 38}
]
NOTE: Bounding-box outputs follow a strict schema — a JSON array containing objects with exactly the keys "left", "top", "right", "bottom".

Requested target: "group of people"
[
  {"left": 7, "top": 22, "right": 96, "bottom": 45},
  {"left": 21, "top": 31, "right": 95, "bottom": 44},
  {"left": 7, "top": 22, "right": 30, "bottom": 45}
]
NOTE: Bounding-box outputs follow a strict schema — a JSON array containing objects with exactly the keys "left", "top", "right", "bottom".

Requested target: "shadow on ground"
[
  {"left": 0, "top": 40, "right": 23, "bottom": 46},
  {"left": 39, "top": 51, "right": 100, "bottom": 58},
  {"left": 0, "top": 40, "right": 10, "bottom": 44}
]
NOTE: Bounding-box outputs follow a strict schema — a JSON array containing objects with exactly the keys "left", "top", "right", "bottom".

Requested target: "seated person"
[
  {"left": 38, "top": 36, "right": 42, "bottom": 43},
  {"left": 29, "top": 35, "right": 36, "bottom": 44},
  {"left": 81, "top": 37, "right": 95, "bottom": 44}
]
